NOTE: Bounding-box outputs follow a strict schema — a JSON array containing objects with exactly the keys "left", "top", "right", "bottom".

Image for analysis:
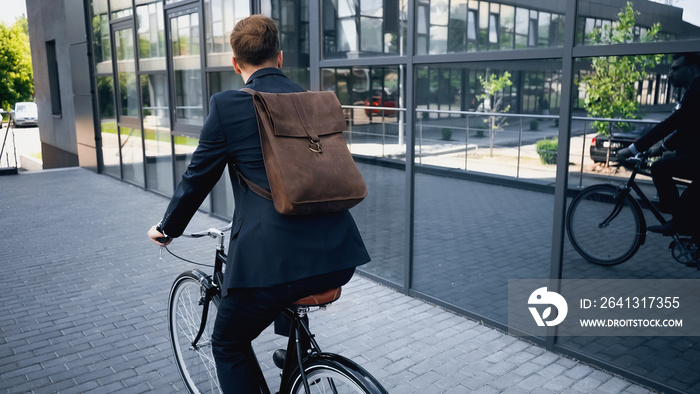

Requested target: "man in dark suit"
[
  {"left": 618, "top": 53, "right": 700, "bottom": 239},
  {"left": 148, "top": 15, "right": 370, "bottom": 392}
]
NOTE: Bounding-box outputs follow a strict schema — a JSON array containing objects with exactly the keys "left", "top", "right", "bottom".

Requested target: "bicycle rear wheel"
[
  {"left": 169, "top": 271, "right": 221, "bottom": 394},
  {"left": 566, "top": 184, "right": 645, "bottom": 265},
  {"left": 287, "top": 354, "right": 388, "bottom": 394}
]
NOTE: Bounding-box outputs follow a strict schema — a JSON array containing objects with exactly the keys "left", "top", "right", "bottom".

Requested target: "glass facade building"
[{"left": 81, "top": 0, "right": 700, "bottom": 391}]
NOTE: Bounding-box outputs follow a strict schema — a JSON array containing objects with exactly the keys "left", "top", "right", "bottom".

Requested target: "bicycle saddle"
[{"left": 293, "top": 287, "right": 342, "bottom": 307}]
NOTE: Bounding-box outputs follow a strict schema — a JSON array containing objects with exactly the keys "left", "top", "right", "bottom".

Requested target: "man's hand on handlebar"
[
  {"left": 616, "top": 147, "right": 634, "bottom": 162},
  {"left": 647, "top": 144, "right": 667, "bottom": 158},
  {"left": 148, "top": 225, "right": 172, "bottom": 246}
]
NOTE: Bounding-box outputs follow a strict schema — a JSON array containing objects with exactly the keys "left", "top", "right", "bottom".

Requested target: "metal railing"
[
  {"left": 0, "top": 111, "right": 18, "bottom": 174},
  {"left": 341, "top": 104, "right": 664, "bottom": 187}
]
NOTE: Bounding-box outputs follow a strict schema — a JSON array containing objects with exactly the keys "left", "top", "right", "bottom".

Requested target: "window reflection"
[
  {"left": 205, "top": 0, "right": 250, "bottom": 68},
  {"left": 417, "top": 0, "right": 565, "bottom": 54},
  {"left": 173, "top": 135, "right": 211, "bottom": 212},
  {"left": 414, "top": 61, "right": 561, "bottom": 180},
  {"left": 142, "top": 74, "right": 173, "bottom": 195},
  {"left": 209, "top": 71, "right": 245, "bottom": 95},
  {"left": 97, "top": 75, "right": 120, "bottom": 179},
  {"left": 114, "top": 28, "right": 139, "bottom": 118},
  {"left": 91, "top": 0, "right": 111, "bottom": 73},
  {"left": 136, "top": 1, "right": 166, "bottom": 71},
  {"left": 576, "top": 0, "right": 700, "bottom": 45},
  {"left": 170, "top": 12, "right": 204, "bottom": 126},
  {"left": 119, "top": 126, "right": 145, "bottom": 187},
  {"left": 110, "top": 0, "right": 132, "bottom": 18},
  {"left": 323, "top": 0, "right": 406, "bottom": 58},
  {"left": 264, "top": 0, "right": 311, "bottom": 89}
]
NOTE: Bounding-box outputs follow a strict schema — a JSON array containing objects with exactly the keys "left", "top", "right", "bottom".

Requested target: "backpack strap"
[
  {"left": 233, "top": 86, "right": 273, "bottom": 201},
  {"left": 233, "top": 167, "right": 273, "bottom": 201}
]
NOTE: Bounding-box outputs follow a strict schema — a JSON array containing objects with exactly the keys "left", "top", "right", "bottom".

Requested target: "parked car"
[
  {"left": 364, "top": 89, "right": 398, "bottom": 117},
  {"left": 589, "top": 123, "right": 652, "bottom": 164},
  {"left": 13, "top": 102, "right": 38, "bottom": 127}
]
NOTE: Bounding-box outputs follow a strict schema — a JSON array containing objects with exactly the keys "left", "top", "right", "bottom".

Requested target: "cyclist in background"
[
  {"left": 618, "top": 53, "right": 700, "bottom": 239},
  {"left": 147, "top": 15, "right": 370, "bottom": 393}
]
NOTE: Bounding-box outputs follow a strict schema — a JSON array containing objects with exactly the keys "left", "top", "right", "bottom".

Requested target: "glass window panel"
[
  {"left": 338, "top": 0, "right": 356, "bottom": 18},
  {"left": 119, "top": 126, "right": 145, "bottom": 186},
  {"left": 91, "top": 1, "right": 112, "bottom": 74},
  {"left": 326, "top": 64, "right": 405, "bottom": 286},
  {"left": 478, "top": 2, "right": 488, "bottom": 48},
  {"left": 417, "top": 4, "right": 427, "bottom": 34},
  {"left": 576, "top": 0, "right": 700, "bottom": 45},
  {"left": 528, "top": 17, "right": 537, "bottom": 47},
  {"left": 499, "top": 4, "right": 514, "bottom": 50},
  {"left": 338, "top": 18, "right": 358, "bottom": 52},
  {"left": 429, "top": 26, "right": 447, "bottom": 54},
  {"left": 538, "top": 12, "right": 550, "bottom": 47},
  {"left": 114, "top": 28, "right": 139, "bottom": 118},
  {"left": 208, "top": 71, "right": 245, "bottom": 95},
  {"left": 467, "top": 10, "right": 476, "bottom": 41},
  {"left": 137, "top": 2, "right": 166, "bottom": 71},
  {"left": 562, "top": 53, "right": 700, "bottom": 392},
  {"left": 450, "top": 0, "right": 466, "bottom": 22},
  {"left": 488, "top": 14, "right": 498, "bottom": 44},
  {"left": 360, "top": 0, "right": 382, "bottom": 17},
  {"left": 171, "top": 13, "right": 204, "bottom": 126},
  {"left": 413, "top": 59, "right": 562, "bottom": 324},
  {"left": 430, "top": 0, "right": 448, "bottom": 26},
  {"left": 110, "top": 0, "right": 132, "bottom": 18},
  {"left": 514, "top": 7, "right": 528, "bottom": 49},
  {"left": 323, "top": 0, "right": 406, "bottom": 59},
  {"left": 205, "top": 0, "right": 251, "bottom": 68},
  {"left": 141, "top": 74, "right": 173, "bottom": 196},
  {"left": 361, "top": 17, "right": 382, "bottom": 52},
  {"left": 97, "top": 75, "right": 120, "bottom": 178}
]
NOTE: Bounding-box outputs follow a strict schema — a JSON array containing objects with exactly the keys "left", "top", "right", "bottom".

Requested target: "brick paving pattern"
[{"left": 0, "top": 168, "right": 661, "bottom": 393}]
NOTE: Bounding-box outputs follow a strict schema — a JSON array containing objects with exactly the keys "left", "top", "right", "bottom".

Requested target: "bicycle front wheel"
[
  {"left": 566, "top": 184, "right": 645, "bottom": 265},
  {"left": 288, "top": 355, "right": 388, "bottom": 394},
  {"left": 169, "top": 271, "right": 221, "bottom": 394}
]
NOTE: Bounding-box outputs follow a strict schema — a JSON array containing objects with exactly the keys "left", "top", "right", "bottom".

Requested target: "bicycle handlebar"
[{"left": 180, "top": 222, "right": 233, "bottom": 239}]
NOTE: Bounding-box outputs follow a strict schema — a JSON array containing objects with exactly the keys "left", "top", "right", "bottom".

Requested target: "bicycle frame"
[
  {"left": 624, "top": 165, "right": 668, "bottom": 227},
  {"left": 185, "top": 226, "right": 318, "bottom": 394}
]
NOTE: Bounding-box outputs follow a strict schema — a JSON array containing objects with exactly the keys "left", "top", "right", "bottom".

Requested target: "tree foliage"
[
  {"left": 582, "top": 2, "right": 663, "bottom": 135},
  {"left": 0, "top": 16, "right": 33, "bottom": 112},
  {"left": 478, "top": 70, "right": 512, "bottom": 157}
]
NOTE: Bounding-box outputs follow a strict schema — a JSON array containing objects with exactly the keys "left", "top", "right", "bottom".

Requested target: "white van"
[{"left": 13, "top": 102, "right": 38, "bottom": 127}]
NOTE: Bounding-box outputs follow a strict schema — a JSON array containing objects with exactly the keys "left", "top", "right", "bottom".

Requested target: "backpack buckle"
[{"left": 309, "top": 140, "right": 323, "bottom": 153}]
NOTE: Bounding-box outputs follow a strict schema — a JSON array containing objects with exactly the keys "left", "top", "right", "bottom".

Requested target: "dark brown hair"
[{"left": 229, "top": 15, "right": 279, "bottom": 67}]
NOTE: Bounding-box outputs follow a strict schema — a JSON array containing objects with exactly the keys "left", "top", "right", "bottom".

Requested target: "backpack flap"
[{"left": 249, "top": 90, "right": 367, "bottom": 215}]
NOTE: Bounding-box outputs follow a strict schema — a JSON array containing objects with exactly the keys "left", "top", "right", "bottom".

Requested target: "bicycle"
[
  {"left": 164, "top": 224, "right": 388, "bottom": 394},
  {"left": 566, "top": 153, "right": 698, "bottom": 266}
]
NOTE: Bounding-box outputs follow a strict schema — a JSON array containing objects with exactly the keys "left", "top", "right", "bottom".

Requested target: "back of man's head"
[{"left": 230, "top": 15, "right": 279, "bottom": 67}]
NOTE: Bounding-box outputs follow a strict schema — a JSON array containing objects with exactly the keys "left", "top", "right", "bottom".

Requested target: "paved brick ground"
[{"left": 0, "top": 168, "right": 658, "bottom": 393}]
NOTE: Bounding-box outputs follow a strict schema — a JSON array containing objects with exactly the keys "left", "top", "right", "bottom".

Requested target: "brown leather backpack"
[{"left": 237, "top": 88, "right": 367, "bottom": 215}]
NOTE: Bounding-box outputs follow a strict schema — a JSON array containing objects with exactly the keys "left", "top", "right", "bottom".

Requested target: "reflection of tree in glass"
[
  {"left": 582, "top": 2, "right": 663, "bottom": 136},
  {"left": 478, "top": 70, "right": 512, "bottom": 157}
]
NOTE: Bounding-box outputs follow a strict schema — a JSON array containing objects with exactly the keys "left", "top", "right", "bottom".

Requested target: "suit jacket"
[
  {"left": 160, "top": 68, "right": 370, "bottom": 293},
  {"left": 635, "top": 77, "right": 700, "bottom": 156}
]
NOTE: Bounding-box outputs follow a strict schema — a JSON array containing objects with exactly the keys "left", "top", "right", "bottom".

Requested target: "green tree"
[
  {"left": 0, "top": 16, "right": 34, "bottom": 114},
  {"left": 582, "top": 2, "right": 663, "bottom": 136},
  {"left": 477, "top": 70, "right": 512, "bottom": 157}
]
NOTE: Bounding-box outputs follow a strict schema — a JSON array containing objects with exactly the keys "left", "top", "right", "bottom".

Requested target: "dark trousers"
[
  {"left": 211, "top": 267, "right": 355, "bottom": 393},
  {"left": 651, "top": 154, "right": 699, "bottom": 236}
]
